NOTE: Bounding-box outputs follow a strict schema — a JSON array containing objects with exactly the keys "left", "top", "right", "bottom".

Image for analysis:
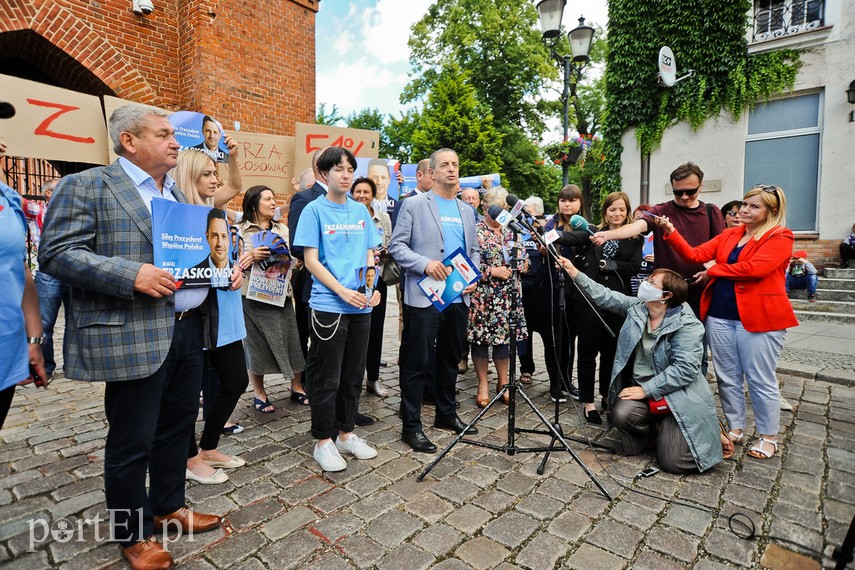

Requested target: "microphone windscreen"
[
  {"left": 0, "top": 102, "right": 15, "bottom": 119},
  {"left": 506, "top": 193, "right": 521, "bottom": 207},
  {"left": 487, "top": 205, "right": 504, "bottom": 220},
  {"left": 569, "top": 214, "right": 589, "bottom": 232}
]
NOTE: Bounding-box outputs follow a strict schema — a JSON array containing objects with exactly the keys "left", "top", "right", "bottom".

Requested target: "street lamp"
[{"left": 536, "top": 0, "right": 594, "bottom": 185}]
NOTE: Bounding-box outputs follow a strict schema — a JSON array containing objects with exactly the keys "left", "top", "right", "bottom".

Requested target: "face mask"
[{"left": 638, "top": 280, "right": 664, "bottom": 303}]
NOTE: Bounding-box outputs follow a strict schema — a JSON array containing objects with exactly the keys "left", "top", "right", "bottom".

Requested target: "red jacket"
[{"left": 663, "top": 225, "right": 798, "bottom": 332}]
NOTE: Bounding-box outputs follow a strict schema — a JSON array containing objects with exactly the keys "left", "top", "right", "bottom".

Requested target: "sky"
[{"left": 315, "top": 0, "right": 610, "bottom": 121}]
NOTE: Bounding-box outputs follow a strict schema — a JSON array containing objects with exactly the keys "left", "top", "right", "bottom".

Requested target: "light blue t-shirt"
[
  {"left": 435, "top": 195, "right": 466, "bottom": 304},
  {"left": 0, "top": 183, "right": 29, "bottom": 391},
  {"left": 435, "top": 195, "right": 465, "bottom": 255},
  {"left": 214, "top": 289, "right": 246, "bottom": 347},
  {"left": 293, "top": 196, "right": 381, "bottom": 314}
]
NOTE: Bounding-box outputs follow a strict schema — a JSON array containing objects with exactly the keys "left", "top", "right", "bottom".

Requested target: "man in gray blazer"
[
  {"left": 39, "top": 105, "right": 223, "bottom": 570},
  {"left": 389, "top": 148, "right": 480, "bottom": 453}
]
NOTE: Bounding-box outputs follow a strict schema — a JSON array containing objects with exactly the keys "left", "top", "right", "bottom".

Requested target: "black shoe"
[
  {"left": 550, "top": 390, "right": 569, "bottom": 403},
  {"left": 379, "top": 360, "right": 389, "bottom": 367},
  {"left": 585, "top": 409, "right": 603, "bottom": 424},
  {"left": 433, "top": 416, "right": 478, "bottom": 435},
  {"left": 568, "top": 384, "right": 581, "bottom": 401},
  {"left": 402, "top": 431, "right": 437, "bottom": 453},
  {"left": 355, "top": 412, "right": 374, "bottom": 426},
  {"left": 808, "top": 294, "right": 816, "bottom": 302}
]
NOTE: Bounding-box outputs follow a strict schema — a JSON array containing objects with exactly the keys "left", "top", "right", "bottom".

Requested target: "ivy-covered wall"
[{"left": 602, "top": 0, "right": 801, "bottom": 193}]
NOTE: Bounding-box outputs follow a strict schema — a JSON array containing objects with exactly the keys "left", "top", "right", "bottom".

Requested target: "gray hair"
[
  {"left": 482, "top": 186, "right": 508, "bottom": 210},
  {"left": 429, "top": 148, "right": 457, "bottom": 170},
  {"left": 524, "top": 195, "right": 545, "bottom": 216},
  {"left": 109, "top": 104, "right": 169, "bottom": 156},
  {"left": 41, "top": 179, "right": 59, "bottom": 193},
  {"left": 298, "top": 168, "right": 315, "bottom": 192}
]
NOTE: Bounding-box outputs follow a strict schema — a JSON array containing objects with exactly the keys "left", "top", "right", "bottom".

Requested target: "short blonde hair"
[
  {"left": 481, "top": 186, "right": 508, "bottom": 211},
  {"left": 172, "top": 150, "right": 217, "bottom": 206},
  {"left": 744, "top": 184, "right": 787, "bottom": 240}
]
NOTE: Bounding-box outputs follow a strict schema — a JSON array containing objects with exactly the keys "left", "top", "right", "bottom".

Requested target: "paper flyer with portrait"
[
  {"left": 246, "top": 254, "right": 293, "bottom": 307},
  {"left": 354, "top": 265, "right": 379, "bottom": 299},
  {"left": 151, "top": 199, "right": 234, "bottom": 288},
  {"left": 417, "top": 247, "right": 481, "bottom": 312},
  {"left": 169, "top": 110, "right": 230, "bottom": 163}
]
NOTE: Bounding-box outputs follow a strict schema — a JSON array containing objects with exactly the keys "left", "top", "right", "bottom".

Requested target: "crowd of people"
[{"left": 1, "top": 103, "right": 848, "bottom": 569}]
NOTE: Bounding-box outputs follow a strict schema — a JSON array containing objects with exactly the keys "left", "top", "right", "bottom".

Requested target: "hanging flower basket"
[{"left": 542, "top": 137, "right": 592, "bottom": 166}]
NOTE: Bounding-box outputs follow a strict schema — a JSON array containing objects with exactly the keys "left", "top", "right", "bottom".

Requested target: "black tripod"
[
  {"left": 519, "top": 263, "right": 614, "bottom": 477},
  {"left": 417, "top": 229, "right": 613, "bottom": 501}
]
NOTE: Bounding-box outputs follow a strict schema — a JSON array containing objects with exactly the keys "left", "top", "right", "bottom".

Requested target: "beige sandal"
[{"left": 747, "top": 437, "right": 778, "bottom": 459}]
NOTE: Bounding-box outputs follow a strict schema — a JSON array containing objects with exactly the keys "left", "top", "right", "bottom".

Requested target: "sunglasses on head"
[
  {"left": 752, "top": 184, "right": 780, "bottom": 205},
  {"left": 672, "top": 186, "right": 699, "bottom": 197}
]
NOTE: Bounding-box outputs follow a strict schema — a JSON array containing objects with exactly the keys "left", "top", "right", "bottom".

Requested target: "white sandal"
[
  {"left": 726, "top": 431, "right": 744, "bottom": 444},
  {"left": 748, "top": 437, "right": 778, "bottom": 459}
]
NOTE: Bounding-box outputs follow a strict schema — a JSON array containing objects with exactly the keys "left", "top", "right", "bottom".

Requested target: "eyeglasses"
[{"left": 672, "top": 187, "right": 700, "bottom": 197}]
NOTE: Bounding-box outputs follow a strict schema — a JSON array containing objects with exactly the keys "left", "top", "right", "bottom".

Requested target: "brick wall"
[
  {"left": 0, "top": 0, "right": 317, "bottom": 132},
  {"left": 793, "top": 238, "right": 846, "bottom": 271}
]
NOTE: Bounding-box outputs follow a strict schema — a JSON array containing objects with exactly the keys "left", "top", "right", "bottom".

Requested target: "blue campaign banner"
[
  {"left": 151, "top": 199, "right": 234, "bottom": 288},
  {"left": 459, "top": 173, "right": 501, "bottom": 192},
  {"left": 169, "top": 110, "right": 230, "bottom": 163},
  {"left": 355, "top": 157, "right": 400, "bottom": 201},
  {"left": 399, "top": 163, "right": 418, "bottom": 198}
]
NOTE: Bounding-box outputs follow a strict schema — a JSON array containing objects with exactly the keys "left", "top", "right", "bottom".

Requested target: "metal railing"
[{"left": 752, "top": 0, "right": 824, "bottom": 43}]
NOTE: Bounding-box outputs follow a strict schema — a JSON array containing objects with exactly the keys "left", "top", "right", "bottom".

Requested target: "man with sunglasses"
[{"left": 592, "top": 162, "right": 725, "bottom": 321}]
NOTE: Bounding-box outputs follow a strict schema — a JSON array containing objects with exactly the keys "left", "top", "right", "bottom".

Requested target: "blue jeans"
[
  {"left": 786, "top": 274, "right": 817, "bottom": 295},
  {"left": 35, "top": 271, "right": 69, "bottom": 377}
]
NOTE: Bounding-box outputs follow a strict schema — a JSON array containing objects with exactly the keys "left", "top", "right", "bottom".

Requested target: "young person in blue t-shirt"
[{"left": 293, "top": 147, "right": 382, "bottom": 472}]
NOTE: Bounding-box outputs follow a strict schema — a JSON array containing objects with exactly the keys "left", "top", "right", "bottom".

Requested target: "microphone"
[
  {"left": 570, "top": 214, "right": 596, "bottom": 236},
  {"left": 487, "top": 205, "right": 525, "bottom": 234}
]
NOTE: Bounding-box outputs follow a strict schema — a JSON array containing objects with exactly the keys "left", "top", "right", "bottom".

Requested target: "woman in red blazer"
[{"left": 658, "top": 184, "right": 796, "bottom": 461}]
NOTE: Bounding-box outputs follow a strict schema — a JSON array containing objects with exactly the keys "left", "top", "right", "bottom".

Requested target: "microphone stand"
[{"left": 417, "top": 223, "right": 613, "bottom": 501}]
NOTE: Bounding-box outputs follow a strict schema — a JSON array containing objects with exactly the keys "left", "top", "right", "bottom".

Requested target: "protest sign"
[
  {"left": 152, "top": 199, "right": 234, "bottom": 288},
  {"left": 293, "top": 123, "right": 379, "bottom": 175},
  {"left": 0, "top": 74, "right": 109, "bottom": 165},
  {"left": 220, "top": 132, "right": 295, "bottom": 196}
]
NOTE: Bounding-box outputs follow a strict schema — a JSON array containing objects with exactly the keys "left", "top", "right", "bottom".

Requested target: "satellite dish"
[
  {"left": 658, "top": 46, "right": 677, "bottom": 87},
  {"left": 658, "top": 46, "right": 695, "bottom": 87}
]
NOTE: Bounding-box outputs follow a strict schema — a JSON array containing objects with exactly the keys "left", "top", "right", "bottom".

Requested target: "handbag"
[
  {"left": 381, "top": 259, "right": 401, "bottom": 286},
  {"left": 648, "top": 397, "right": 671, "bottom": 416}
]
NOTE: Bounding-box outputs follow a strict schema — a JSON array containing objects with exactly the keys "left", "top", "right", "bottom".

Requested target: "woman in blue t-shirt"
[
  {"left": 0, "top": 178, "right": 47, "bottom": 428},
  {"left": 293, "top": 147, "right": 382, "bottom": 473}
]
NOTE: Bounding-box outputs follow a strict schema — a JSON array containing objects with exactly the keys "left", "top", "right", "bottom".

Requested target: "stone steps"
[{"left": 789, "top": 267, "right": 855, "bottom": 325}]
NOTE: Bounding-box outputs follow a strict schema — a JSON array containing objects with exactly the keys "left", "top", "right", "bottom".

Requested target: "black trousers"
[
  {"left": 400, "top": 303, "right": 467, "bottom": 434},
  {"left": 574, "top": 298, "right": 623, "bottom": 403},
  {"left": 0, "top": 384, "right": 14, "bottom": 429},
  {"left": 104, "top": 313, "right": 204, "bottom": 544},
  {"left": 519, "top": 285, "right": 564, "bottom": 395},
  {"left": 609, "top": 398, "right": 697, "bottom": 474},
  {"left": 305, "top": 311, "right": 371, "bottom": 440},
  {"left": 398, "top": 282, "right": 436, "bottom": 400},
  {"left": 365, "top": 279, "right": 388, "bottom": 382},
  {"left": 190, "top": 340, "right": 249, "bottom": 454},
  {"left": 292, "top": 270, "right": 311, "bottom": 359}
]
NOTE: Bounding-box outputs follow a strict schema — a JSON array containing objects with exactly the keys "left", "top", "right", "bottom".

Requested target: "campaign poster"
[
  {"left": 152, "top": 199, "right": 234, "bottom": 288},
  {"left": 417, "top": 247, "right": 481, "bottom": 312},
  {"left": 459, "top": 173, "right": 501, "bottom": 193},
  {"left": 399, "top": 163, "right": 419, "bottom": 198},
  {"left": 293, "top": 123, "right": 379, "bottom": 175},
  {"left": 246, "top": 254, "right": 293, "bottom": 306},
  {"left": 169, "top": 110, "right": 230, "bottom": 163},
  {"left": 355, "top": 157, "right": 400, "bottom": 212},
  {"left": 0, "top": 74, "right": 109, "bottom": 165}
]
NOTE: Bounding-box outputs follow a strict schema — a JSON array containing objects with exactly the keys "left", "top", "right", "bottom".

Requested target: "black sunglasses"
[
  {"left": 672, "top": 186, "right": 700, "bottom": 197},
  {"left": 752, "top": 184, "right": 780, "bottom": 205}
]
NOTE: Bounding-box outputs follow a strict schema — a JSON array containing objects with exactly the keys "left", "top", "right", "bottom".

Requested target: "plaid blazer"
[{"left": 38, "top": 161, "right": 187, "bottom": 382}]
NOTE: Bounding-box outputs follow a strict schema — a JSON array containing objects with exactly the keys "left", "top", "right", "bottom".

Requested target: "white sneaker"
[
  {"left": 335, "top": 434, "right": 378, "bottom": 460},
  {"left": 367, "top": 379, "right": 388, "bottom": 397},
  {"left": 313, "top": 440, "right": 347, "bottom": 472}
]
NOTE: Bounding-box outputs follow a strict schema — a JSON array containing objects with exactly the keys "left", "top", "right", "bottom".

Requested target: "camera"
[{"left": 133, "top": 0, "right": 154, "bottom": 15}]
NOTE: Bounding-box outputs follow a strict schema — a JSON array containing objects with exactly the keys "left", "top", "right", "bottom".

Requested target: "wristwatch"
[{"left": 27, "top": 336, "right": 45, "bottom": 345}]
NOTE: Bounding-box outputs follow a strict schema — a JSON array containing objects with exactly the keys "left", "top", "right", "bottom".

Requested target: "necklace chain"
[{"left": 331, "top": 200, "right": 351, "bottom": 241}]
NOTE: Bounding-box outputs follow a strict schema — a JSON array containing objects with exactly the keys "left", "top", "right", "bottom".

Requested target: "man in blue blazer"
[
  {"left": 39, "top": 105, "right": 223, "bottom": 570},
  {"left": 389, "top": 148, "right": 480, "bottom": 453}
]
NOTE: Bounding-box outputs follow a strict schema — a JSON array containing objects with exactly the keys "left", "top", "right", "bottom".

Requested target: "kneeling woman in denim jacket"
[{"left": 556, "top": 257, "right": 728, "bottom": 473}]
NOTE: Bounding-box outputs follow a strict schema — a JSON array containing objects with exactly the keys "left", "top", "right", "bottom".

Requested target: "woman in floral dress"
[{"left": 468, "top": 188, "right": 528, "bottom": 407}]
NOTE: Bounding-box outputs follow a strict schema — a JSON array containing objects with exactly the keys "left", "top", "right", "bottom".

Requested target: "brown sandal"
[{"left": 519, "top": 373, "right": 533, "bottom": 384}]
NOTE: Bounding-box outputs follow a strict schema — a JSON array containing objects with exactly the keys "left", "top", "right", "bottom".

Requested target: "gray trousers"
[{"left": 609, "top": 398, "right": 697, "bottom": 474}]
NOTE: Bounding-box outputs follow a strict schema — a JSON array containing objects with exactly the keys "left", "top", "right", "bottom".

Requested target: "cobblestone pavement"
[{"left": 1, "top": 306, "right": 854, "bottom": 569}]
